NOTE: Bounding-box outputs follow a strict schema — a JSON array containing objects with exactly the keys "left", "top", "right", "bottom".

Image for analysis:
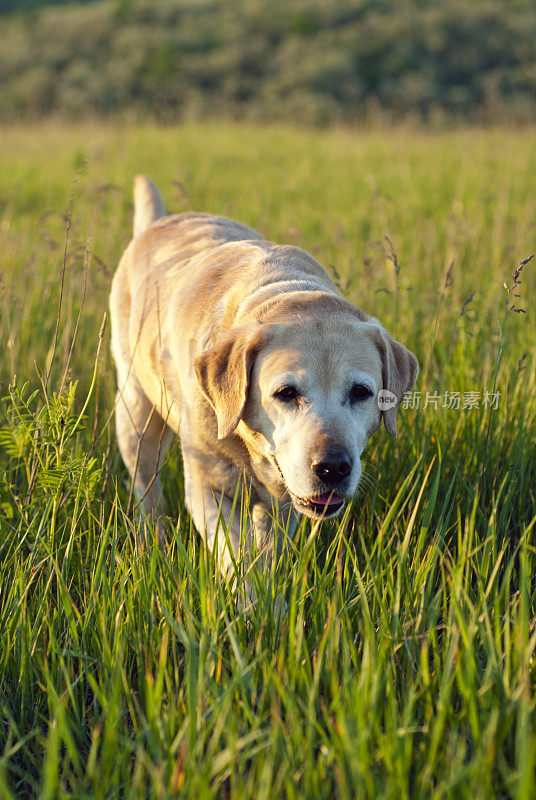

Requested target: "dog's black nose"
[{"left": 312, "top": 451, "right": 352, "bottom": 484}]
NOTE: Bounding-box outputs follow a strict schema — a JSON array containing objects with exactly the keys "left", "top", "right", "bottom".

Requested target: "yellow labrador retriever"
[{"left": 110, "top": 176, "right": 418, "bottom": 574}]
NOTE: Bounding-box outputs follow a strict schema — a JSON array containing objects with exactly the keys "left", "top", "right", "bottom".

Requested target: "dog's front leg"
[
  {"left": 183, "top": 459, "right": 253, "bottom": 579},
  {"left": 251, "top": 501, "right": 299, "bottom": 569}
]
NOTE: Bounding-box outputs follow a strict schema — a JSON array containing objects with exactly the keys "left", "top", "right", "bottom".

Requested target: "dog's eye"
[
  {"left": 274, "top": 385, "right": 300, "bottom": 402},
  {"left": 350, "top": 383, "right": 373, "bottom": 404}
]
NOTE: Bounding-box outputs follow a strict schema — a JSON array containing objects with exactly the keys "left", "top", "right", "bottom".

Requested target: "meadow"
[{"left": 0, "top": 121, "right": 535, "bottom": 798}]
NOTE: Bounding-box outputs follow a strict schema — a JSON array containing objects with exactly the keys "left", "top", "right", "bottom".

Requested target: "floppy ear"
[
  {"left": 372, "top": 326, "right": 419, "bottom": 438},
  {"left": 194, "top": 326, "right": 266, "bottom": 439}
]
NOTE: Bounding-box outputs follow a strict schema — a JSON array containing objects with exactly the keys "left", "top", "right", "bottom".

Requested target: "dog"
[{"left": 110, "top": 175, "right": 418, "bottom": 578}]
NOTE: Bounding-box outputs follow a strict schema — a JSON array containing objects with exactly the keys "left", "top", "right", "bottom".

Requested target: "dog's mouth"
[
  {"left": 292, "top": 491, "right": 345, "bottom": 518},
  {"left": 272, "top": 457, "right": 346, "bottom": 518}
]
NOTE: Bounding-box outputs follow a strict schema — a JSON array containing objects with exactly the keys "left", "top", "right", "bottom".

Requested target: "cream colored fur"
[{"left": 110, "top": 176, "right": 418, "bottom": 578}]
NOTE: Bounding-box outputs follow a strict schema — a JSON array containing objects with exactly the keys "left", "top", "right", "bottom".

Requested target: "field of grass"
[{"left": 0, "top": 121, "right": 535, "bottom": 798}]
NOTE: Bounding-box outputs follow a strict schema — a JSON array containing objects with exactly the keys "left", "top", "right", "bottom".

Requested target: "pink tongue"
[{"left": 314, "top": 492, "right": 343, "bottom": 506}]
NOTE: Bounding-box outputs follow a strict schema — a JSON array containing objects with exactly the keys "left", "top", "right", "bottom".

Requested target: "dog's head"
[{"left": 195, "top": 299, "right": 418, "bottom": 519}]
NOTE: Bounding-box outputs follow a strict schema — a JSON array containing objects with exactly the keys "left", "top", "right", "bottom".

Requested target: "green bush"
[{"left": 1, "top": 0, "right": 536, "bottom": 123}]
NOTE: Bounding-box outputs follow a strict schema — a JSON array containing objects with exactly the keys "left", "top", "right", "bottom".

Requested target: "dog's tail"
[{"left": 133, "top": 175, "right": 166, "bottom": 238}]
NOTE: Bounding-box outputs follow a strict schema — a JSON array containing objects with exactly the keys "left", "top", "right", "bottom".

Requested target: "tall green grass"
[{"left": 0, "top": 122, "right": 535, "bottom": 798}]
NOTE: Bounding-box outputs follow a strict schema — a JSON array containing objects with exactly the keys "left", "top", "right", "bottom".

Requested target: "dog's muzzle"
[
  {"left": 293, "top": 491, "right": 345, "bottom": 517},
  {"left": 272, "top": 455, "right": 348, "bottom": 518}
]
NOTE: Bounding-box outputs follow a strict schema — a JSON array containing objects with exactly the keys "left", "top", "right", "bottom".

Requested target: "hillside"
[{"left": 1, "top": 0, "right": 536, "bottom": 123}]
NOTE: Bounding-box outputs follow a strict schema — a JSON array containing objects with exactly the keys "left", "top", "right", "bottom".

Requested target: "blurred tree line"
[{"left": 1, "top": 0, "right": 536, "bottom": 124}]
